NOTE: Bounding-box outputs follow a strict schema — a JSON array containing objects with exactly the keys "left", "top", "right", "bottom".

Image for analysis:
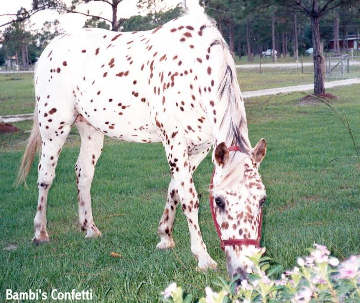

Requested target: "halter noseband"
[{"left": 209, "top": 145, "right": 263, "bottom": 251}]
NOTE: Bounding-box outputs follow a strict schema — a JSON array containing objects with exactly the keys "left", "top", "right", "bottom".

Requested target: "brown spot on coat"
[
  {"left": 221, "top": 222, "right": 229, "bottom": 229},
  {"left": 111, "top": 33, "right": 122, "bottom": 41}
]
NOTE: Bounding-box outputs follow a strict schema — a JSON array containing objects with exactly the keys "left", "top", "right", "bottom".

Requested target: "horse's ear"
[
  {"left": 252, "top": 138, "right": 267, "bottom": 165},
  {"left": 214, "top": 142, "right": 229, "bottom": 167}
]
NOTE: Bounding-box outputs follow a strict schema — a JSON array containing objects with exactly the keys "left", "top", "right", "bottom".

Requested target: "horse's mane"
[{"left": 217, "top": 57, "right": 251, "bottom": 153}]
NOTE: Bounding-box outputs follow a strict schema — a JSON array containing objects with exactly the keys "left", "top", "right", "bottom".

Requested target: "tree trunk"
[
  {"left": 344, "top": 30, "right": 348, "bottom": 49},
  {"left": 238, "top": 41, "right": 242, "bottom": 59},
  {"left": 246, "top": 19, "right": 253, "bottom": 62},
  {"left": 228, "top": 21, "right": 235, "bottom": 53},
  {"left": 334, "top": 11, "right": 340, "bottom": 54},
  {"left": 294, "top": 13, "right": 299, "bottom": 61},
  {"left": 25, "top": 44, "right": 29, "bottom": 67},
  {"left": 272, "top": 14, "right": 277, "bottom": 62},
  {"left": 282, "top": 32, "right": 286, "bottom": 57},
  {"left": 111, "top": 0, "right": 119, "bottom": 31},
  {"left": 21, "top": 45, "right": 28, "bottom": 70},
  {"left": 311, "top": 14, "right": 326, "bottom": 95}
]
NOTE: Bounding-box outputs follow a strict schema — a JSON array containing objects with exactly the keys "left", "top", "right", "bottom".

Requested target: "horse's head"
[{"left": 211, "top": 139, "right": 267, "bottom": 282}]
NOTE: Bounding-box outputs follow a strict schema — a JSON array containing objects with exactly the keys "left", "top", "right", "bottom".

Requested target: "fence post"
[
  {"left": 301, "top": 56, "right": 304, "bottom": 73},
  {"left": 259, "top": 55, "right": 262, "bottom": 73},
  {"left": 296, "top": 58, "right": 299, "bottom": 73}
]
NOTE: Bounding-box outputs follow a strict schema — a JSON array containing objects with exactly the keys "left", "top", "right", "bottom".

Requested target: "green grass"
[
  {"left": 1, "top": 76, "right": 360, "bottom": 302},
  {"left": 245, "top": 86, "right": 360, "bottom": 264},
  {"left": 1, "top": 68, "right": 359, "bottom": 116},
  {"left": 237, "top": 68, "right": 314, "bottom": 91},
  {"left": 0, "top": 73, "right": 34, "bottom": 115}
]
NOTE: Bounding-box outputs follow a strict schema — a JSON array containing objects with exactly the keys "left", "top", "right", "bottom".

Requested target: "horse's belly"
[{"left": 76, "top": 96, "right": 160, "bottom": 143}]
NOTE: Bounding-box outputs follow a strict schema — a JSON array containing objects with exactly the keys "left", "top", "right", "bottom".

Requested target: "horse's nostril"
[
  {"left": 233, "top": 277, "right": 243, "bottom": 287},
  {"left": 232, "top": 268, "right": 248, "bottom": 286}
]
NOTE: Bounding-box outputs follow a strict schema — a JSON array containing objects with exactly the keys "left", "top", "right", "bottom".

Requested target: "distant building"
[{"left": 328, "top": 35, "right": 360, "bottom": 51}]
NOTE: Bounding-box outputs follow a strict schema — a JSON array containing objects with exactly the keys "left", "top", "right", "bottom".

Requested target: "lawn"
[
  {"left": 237, "top": 67, "right": 314, "bottom": 91},
  {"left": 0, "top": 74, "right": 360, "bottom": 302},
  {"left": 0, "top": 73, "right": 34, "bottom": 115}
]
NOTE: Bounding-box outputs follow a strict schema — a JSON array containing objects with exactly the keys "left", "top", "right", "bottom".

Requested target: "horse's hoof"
[
  {"left": 32, "top": 234, "right": 49, "bottom": 245},
  {"left": 156, "top": 238, "right": 175, "bottom": 250},
  {"left": 197, "top": 257, "right": 218, "bottom": 271},
  {"left": 85, "top": 225, "right": 102, "bottom": 238}
]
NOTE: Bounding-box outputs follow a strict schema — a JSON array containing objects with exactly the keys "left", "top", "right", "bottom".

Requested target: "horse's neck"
[{"left": 183, "top": 0, "right": 204, "bottom": 12}]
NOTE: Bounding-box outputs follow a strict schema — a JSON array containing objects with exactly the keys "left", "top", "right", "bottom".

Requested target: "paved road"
[
  {"left": 0, "top": 70, "right": 34, "bottom": 74},
  {"left": 236, "top": 62, "right": 313, "bottom": 69},
  {"left": 0, "top": 114, "right": 34, "bottom": 123},
  {"left": 242, "top": 78, "right": 360, "bottom": 98},
  {"left": 236, "top": 61, "right": 360, "bottom": 69},
  {"left": 1, "top": 78, "right": 360, "bottom": 123}
]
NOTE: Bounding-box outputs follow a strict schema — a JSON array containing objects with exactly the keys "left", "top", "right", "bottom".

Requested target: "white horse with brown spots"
[{"left": 18, "top": 3, "right": 267, "bottom": 279}]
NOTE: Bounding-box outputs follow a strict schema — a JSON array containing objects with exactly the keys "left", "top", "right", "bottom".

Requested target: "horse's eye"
[
  {"left": 259, "top": 197, "right": 266, "bottom": 207},
  {"left": 215, "top": 197, "right": 225, "bottom": 210}
]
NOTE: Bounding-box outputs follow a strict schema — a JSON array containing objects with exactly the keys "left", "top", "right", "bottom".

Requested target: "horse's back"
[{"left": 34, "top": 12, "right": 228, "bottom": 144}]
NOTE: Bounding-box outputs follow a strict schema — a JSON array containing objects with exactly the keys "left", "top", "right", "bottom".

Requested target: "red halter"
[{"left": 209, "top": 146, "right": 263, "bottom": 251}]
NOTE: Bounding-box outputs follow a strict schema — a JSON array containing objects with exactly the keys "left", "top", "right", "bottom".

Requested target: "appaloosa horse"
[{"left": 18, "top": 3, "right": 267, "bottom": 279}]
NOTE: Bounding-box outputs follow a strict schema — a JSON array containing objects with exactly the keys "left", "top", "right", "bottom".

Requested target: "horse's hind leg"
[
  {"left": 75, "top": 116, "right": 104, "bottom": 238},
  {"left": 33, "top": 121, "right": 72, "bottom": 244}
]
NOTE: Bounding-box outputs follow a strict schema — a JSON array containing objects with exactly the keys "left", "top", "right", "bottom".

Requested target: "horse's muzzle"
[{"left": 232, "top": 267, "right": 248, "bottom": 286}]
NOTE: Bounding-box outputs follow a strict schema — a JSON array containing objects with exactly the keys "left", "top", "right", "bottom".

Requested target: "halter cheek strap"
[{"left": 209, "top": 145, "right": 263, "bottom": 251}]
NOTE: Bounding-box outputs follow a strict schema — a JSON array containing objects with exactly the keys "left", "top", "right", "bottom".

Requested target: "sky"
[{"left": 0, "top": 0, "right": 182, "bottom": 33}]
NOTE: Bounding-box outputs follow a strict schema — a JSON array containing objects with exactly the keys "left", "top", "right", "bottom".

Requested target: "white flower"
[
  {"left": 205, "top": 287, "right": 216, "bottom": 303},
  {"left": 312, "top": 275, "right": 326, "bottom": 285},
  {"left": 313, "top": 244, "right": 330, "bottom": 256},
  {"left": 329, "top": 257, "right": 339, "bottom": 267},
  {"left": 286, "top": 266, "right": 300, "bottom": 276},
  {"left": 161, "top": 282, "right": 177, "bottom": 299},
  {"left": 311, "top": 247, "right": 328, "bottom": 264},
  {"left": 297, "top": 257, "right": 305, "bottom": 267},
  {"left": 337, "top": 255, "right": 360, "bottom": 279},
  {"left": 305, "top": 256, "right": 315, "bottom": 266},
  {"left": 292, "top": 287, "right": 313, "bottom": 303},
  {"left": 275, "top": 279, "right": 287, "bottom": 286},
  {"left": 240, "top": 279, "right": 253, "bottom": 291}
]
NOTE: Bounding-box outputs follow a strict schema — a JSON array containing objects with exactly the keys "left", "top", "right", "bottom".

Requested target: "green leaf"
[
  {"left": 183, "top": 293, "right": 193, "bottom": 303},
  {"left": 267, "top": 265, "right": 284, "bottom": 278}
]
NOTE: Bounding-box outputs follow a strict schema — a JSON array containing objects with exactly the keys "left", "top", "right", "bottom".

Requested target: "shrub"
[{"left": 161, "top": 244, "right": 360, "bottom": 303}]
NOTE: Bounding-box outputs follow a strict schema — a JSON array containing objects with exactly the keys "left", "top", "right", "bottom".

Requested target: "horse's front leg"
[
  {"left": 163, "top": 142, "right": 217, "bottom": 271},
  {"left": 157, "top": 178, "right": 178, "bottom": 249}
]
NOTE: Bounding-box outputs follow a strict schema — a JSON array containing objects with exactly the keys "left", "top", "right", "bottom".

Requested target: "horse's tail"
[{"left": 16, "top": 108, "right": 41, "bottom": 186}]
